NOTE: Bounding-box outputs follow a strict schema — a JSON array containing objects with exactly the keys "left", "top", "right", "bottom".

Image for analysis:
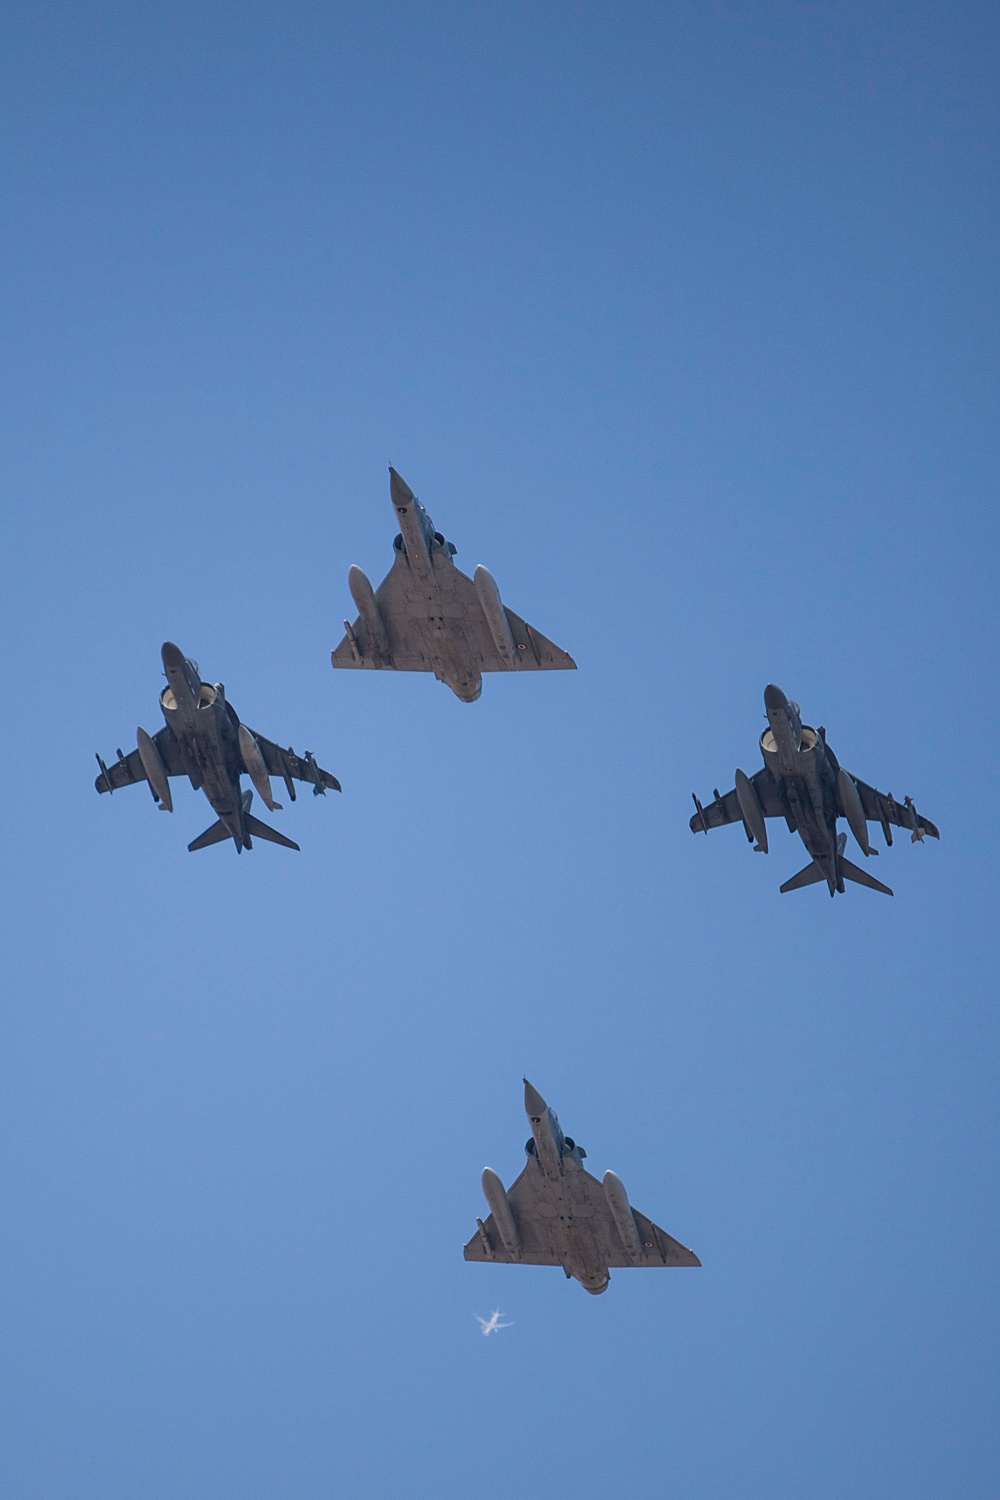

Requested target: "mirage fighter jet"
[
  {"left": 95, "top": 642, "right": 340, "bottom": 853},
  {"left": 464, "top": 1080, "right": 700, "bottom": 1296},
  {"left": 690, "top": 683, "right": 939, "bottom": 896},
  {"left": 331, "top": 468, "right": 576, "bottom": 702}
]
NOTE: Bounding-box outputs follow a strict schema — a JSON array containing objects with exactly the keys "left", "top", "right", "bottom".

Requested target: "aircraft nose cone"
[
  {"left": 161, "top": 641, "right": 186, "bottom": 672},
  {"left": 523, "top": 1078, "right": 547, "bottom": 1119},
  {"left": 389, "top": 466, "right": 415, "bottom": 508},
  {"left": 764, "top": 683, "right": 788, "bottom": 713}
]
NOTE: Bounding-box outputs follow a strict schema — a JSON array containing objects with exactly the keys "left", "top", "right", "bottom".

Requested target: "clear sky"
[{"left": 1, "top": 3, "right": 997, "bottom": 1497}]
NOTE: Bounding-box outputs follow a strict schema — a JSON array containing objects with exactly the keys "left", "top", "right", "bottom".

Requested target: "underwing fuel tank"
[
  {"left": 837, "top": 767, "right": 871, "bottom": 855},
  {"left": 237, "top": 724, "right": 282, "bottom": 812},
  {"left": 347, "top": 566, "right": 390, "bottom": 657},
  {"left": 735, "top": 768, "right": 767, "bottom": 852},
  {"left": 602, "top": 1171, "right": 643, "bottom": 1261},
  {"left": 473, "top": 565, "right": 516, "bottom": 663},
  {"left": 136, "top": 725, "right": 172, "bottom": 812},
  {"left": 481, "top": 1167, "right": 521, "bottom": 1259}
]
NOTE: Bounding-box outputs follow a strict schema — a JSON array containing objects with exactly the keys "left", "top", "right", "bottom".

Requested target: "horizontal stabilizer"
[
  {"left": 840, "top": 856, "right": 893, "bottom": 896},
  {"left": 245, "top": 813, "right": 300, "bottom": 851},
  {"left": 188, "top": 819, "right": 232, "bottom": 852},
  {"left": 779, "top": 860, "right": 826, "bottom": 894}
]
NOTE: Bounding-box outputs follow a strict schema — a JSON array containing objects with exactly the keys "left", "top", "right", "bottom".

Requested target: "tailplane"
[
  {"left": 779, "top": 860, "right": 826, "bottom": 894},
  {"left": 839, "top": 856, "right": 893, "bottom": 896},
  {"left": 244, "top": 813, "right": 299, "bottom": 851},
  {"left": 188, "top": 819, "right": 233, "bottom": 852}
]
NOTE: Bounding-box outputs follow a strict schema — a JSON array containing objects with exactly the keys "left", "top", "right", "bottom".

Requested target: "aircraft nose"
[
  {"left": 388, "top": 466, "right": 415, "bottom": 509},
  {"left": 764, "top": 683, "right": 788, "bottom": 714},
  {"left": 523, "top": 1079, "right": 548, "bottom": 1119},
  {"left": 161, "top": 641, "right": 186, "bottom": 673}
]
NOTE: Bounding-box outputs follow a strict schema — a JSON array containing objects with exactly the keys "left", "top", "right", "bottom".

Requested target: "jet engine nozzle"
[{"left": 579, "top": 1272, "right": 610, "bottom": 1295}]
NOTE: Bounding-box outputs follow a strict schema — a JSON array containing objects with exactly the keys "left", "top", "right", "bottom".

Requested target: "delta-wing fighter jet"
[
  {"left": 464, "top": 1080, "right": 700, "bottom": 1295},
  {"left": 690, "top": 683, "right": 939, "bottom": 896},
  {"left": 95, "top": 642, "right": 340, "bottom": 853},
  {"left": 331, "top": 468, "right": 576, "bottom": 701}
]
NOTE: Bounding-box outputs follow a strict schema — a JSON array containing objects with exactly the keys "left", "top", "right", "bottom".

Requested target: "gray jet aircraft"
[
  {"left": 690, "top": 683, "right": 939, "bottom": 896},
  {"left": 331, "top": 468, "right": 576, "bottom": 701},
  {"left": 95, "top": 642, "right": 340, "bottom": 852},
  {"left": 464, "top": 1080, "right": 700, "bottom": 1295}
]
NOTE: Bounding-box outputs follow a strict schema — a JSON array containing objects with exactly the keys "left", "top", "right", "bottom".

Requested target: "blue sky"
[{"left": 1, "top": 3, "right": 997, "bottom": 1496}]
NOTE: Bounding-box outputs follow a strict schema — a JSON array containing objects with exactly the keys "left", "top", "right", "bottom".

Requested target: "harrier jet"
[
  {"left": 464, "top": 1080, "right": 700, "bottom": 1295},
  {"left": 95, "top": 642, "right": 340, "bottom": 853},
  {"left": 331, "top": 468, "right": 576, "bottom": 701},
  {"left": 690, "top": 683, "right": 939, "bottom": 896}
]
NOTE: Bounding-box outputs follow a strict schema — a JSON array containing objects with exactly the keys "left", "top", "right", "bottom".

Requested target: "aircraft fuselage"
[
  {"left": 389, "top": 468, "right": 483, "bottom": 702},
  {"left": 760, "top": 683, "right": 843, "bottom": 894},
  {"left": 158, "top": 642, "right": 250, "bottom": 848},
  {"left": 523, "top": 1081, "right": 610, "bottom": 1295}
]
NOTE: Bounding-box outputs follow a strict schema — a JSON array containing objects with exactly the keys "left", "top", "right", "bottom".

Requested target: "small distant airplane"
[{"left": 475, "top": 1309, "right": 512, "bottom": 1337}]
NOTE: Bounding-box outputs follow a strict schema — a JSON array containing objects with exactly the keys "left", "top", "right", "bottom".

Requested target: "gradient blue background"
[{"left": 1, "top": 3, "right": 997, "bottom": 1496}]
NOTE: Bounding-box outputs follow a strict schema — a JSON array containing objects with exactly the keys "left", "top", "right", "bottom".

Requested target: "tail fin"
[
  {"left": 779, "top": 860, "right": 826, "bottom": 894},
  {"left": 840, "top": 856, "right": 893, "bottom": 895},
  {"left": 188, "top": 819, "right": 233, "bottom": 852},
  {"left": 244, "top": 813, "right": 300, "bottom": 851}
]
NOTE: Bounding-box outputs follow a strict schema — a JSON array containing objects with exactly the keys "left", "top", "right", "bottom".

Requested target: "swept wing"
[
  {"left": 94, "top": 728, "right": 183, "bottom": 794},
  {"left": 332, "top": 556, "right": 575, "bottom": 674},
  {"left": 463, "top": 1160, "right": 699, "bottom": 1269},
  {"left": 96, "top": 727, "right": 339, "bottom": 798},
  {"left": 848, "top": 774, "right": 939, "bottom": 841},
  {"left": 689, "top": 770, "right": 783, "bottom": 833},
  {"left": 240, "top": 730, "right": 341, "bottom": 799}
]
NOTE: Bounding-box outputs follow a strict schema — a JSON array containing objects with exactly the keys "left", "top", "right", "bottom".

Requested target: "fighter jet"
[
  {"left": 464, "top": 1080, "right": 700, "bottom": 1295},
  {"left": 331, "top": 468, "right": 576, "bottom": 701},
  {"left": 95, "top": 642, "right": 340, "bottom": 853},
  {"left": 690, "top": 683, "right": 939, "bottom": 896}
]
